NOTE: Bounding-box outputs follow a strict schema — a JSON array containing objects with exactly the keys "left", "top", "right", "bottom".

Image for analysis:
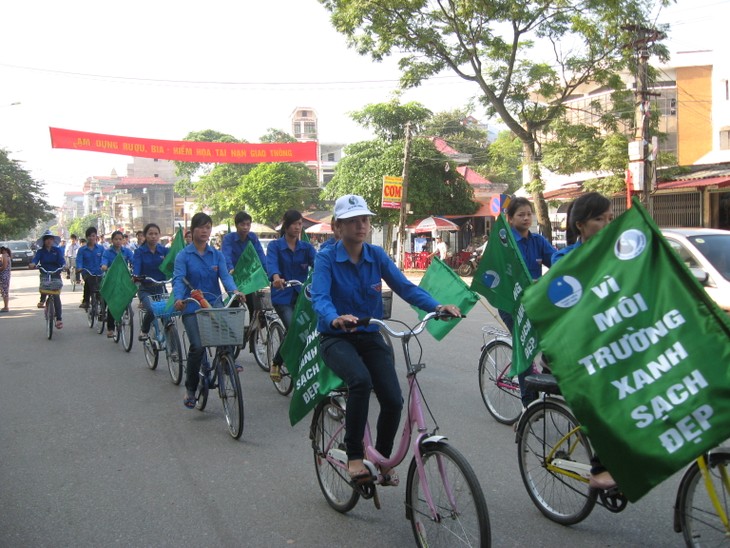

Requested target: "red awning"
[{"left": 657, "top": 176, "right": 730, "bottom": 190}]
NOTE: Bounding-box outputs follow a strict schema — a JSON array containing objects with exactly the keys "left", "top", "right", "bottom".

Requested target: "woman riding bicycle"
[
  {"left": 552, "top": 191, "right": 616, "bottom": 490},
  {"left": 265, "top": 209, "right": 316, "bottom": 383},
  {"left": 311, "top": 194, "right": 461, "bottom": 484},
  {"left": 133, "top": 223, "right": 169, "bottom": 342},
  {"left": 76, "top": 227, "right": 104, "bottom": 310},
  {"left": 173, "top": 212, "right": 242, "bottom": 409},
  {"left": 30, "top": 232, "right": 65, "bottom": 329},
  {"left": 101, "top": 230, "right": 135, "bottom": 338}
]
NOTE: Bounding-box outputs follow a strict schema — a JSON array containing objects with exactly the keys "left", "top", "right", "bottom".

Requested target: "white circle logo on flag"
[
  {"left": 615, "top": 229, "right": 646, "bottom": 261},
  {"left": 548, "top": 276, "right": 583, "bottom": 308},
  {"left": 481, "top": 270, "right": 500, "bottom": 289}
]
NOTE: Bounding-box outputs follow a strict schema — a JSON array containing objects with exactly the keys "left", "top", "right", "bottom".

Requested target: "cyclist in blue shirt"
[
  {"left": 133, "top": 223, "right": 169, "bottom": 341},
  {"left": 173, "top": 212, "right": 242, "bottom": 409},
  {"left": 318, "top": 215, "right": 339, "bottom": 251},
  {"left": 100, "top": 230, "right": 134, "bottom": 337},
  {"left": 30, "top": 232, "right": 65, "bottom": 328},
  {"left": 76, "top": 227, "right": 104, "bottom": 310},
  {"left": 265, "top": 209, "right": 317, "bottom": 382},
  {"left": 311, "top": 194, "right": 461, "bottom": 485}
]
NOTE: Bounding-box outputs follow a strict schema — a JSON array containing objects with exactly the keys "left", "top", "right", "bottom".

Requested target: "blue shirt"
[
  {"left": 552, "top": 241, "right": 582, "bottom": 265},
  {"left": 173, "top": 244, "right": 238, "bottom": 314},
  {"left": 312, "top": 241, "right": 440, "bottom": 334},
  {"left": 221, "top": 231, "right": 267, "bottom": 274},
  {"left": 31, "top": 246, "right": 65, "bottom": 274},
  {"left": 101, "top": 246, "right": 134, "bottom": 268},
  {"left": 76, "top": 244, "right": 104, "bottom": 276},
  {"left": 133, "top": 243, "right": 169, "bottom": 283},
  {"left": 266, "top": 237, "right": 316, "bottom": 306},
  {"left": 319, "top": 237, "right": 337, "bottom": 251},
  {"left": 513, "top": 228, "right": 557, "bottom": 280}
]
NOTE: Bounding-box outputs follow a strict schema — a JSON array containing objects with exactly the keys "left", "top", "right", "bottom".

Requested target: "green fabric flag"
[
  {"left": 301, "top": 227, "right": 310, "bottom": 244},
  {"left": 413, "top": 256, "right": 479, "bottom": 340},
  {"left": 521, "top": 199, "right": 730, "bottom": 502},
  {"left": 282, "top": 272, "right": 344, "bottom": 426},
  {"left": 233, "top": 243, "right": 269, "bottom": 294},
  {"left": 100, "top": 253, "right": 138, "bottom": 322},
  {"left": 470, "top": 214, "right": 539, "bottom": 375},
  {"left": 159, "top": 227, "right": 185, "bottom": 278}
]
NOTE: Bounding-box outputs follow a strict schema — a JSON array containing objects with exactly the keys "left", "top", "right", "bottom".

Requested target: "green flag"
[
  {"left": 301, "top": 227, "right": 310, "bottom": 244},
  {"left": 233, "top": 243, "right": 269, "bottom": 294},
  {"left": 470, "top": 214, "right": 539, "bottom": 375},
  {"left": 281, "top": 272, "right": 344, "bottom": 426},
  {"left": 159, "top": 227, "right": 185, "bottom": 278},
  {"left": 521, "top": 199, "right": 730, "bottom": 502},
  {"left": 413, "top": 256, "right": 479, "bottom": 340},
  {"left": 100, "top": 253, "right": 138, "bottom": 322}
]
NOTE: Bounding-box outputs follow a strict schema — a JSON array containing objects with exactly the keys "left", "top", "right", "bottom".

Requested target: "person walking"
[{"left": 0, "top": 245, "right": 11, "bottom": 312}]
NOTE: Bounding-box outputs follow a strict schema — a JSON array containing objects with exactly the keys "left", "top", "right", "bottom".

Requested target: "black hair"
[
  {"left": 506, "top": 196, "right": 534, "bottom": 218},
  {"left": 234, "top": 211, "right": 252, "bottom": 225},
  {"left": 85, "top": 226, "right": 97, "bottom": 238},
  {"left": 70, "top": 234, "right": 77, "bottom": 239},
  {"left": 111, "top": 230, "right": 124, "bottom": 240},
  {"left": 565, "top": 192, "right": 612, "bottom": 245},
  {"left": 143, "top": 223, "right": 160, "bottom": 236},
  {"left": 190, "top": 212, "right": 213, "bottom": 232},
  {"left": 280, "top": 209, "right": 302, "bottom": 236}
]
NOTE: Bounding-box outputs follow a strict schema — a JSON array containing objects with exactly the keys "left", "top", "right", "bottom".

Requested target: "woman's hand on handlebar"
[
  {"left": 436, "top": 304, "right": 462, "bottom": 319},
  {"left": 272, "top": 276, "right": 286, "bottom": 290},
  {"left": 174, "top": 299, "right": 185, "bottom": 311},
  {"left": 332, "top": 314, "right": 361, "bottom": 332}
]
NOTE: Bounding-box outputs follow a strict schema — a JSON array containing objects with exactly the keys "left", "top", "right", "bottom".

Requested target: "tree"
[
  {"left": 422, "top": 108, "right": 490, "bottom": 165},
  {"left": 323, "top": 138, "right": 477, "bottom": 226},
  {"left": 67, "top": 214, "right": 102, "bottom": 240},
  {"left": 481, "top": 131, "right": 523, "bottom": 194},
  {"left": 260, "top": 128, "right": 298, "bottom": 143},
  {"left": 0, "top": 148, "right": 54, "bottom": 239},
  {"left": 319, "top": 0, "right": 669, "bottom": 240},
  {"left": 234, "top": 163, "right": 320, "bottom": 225},
  {"left": 173, "top": 129, "right": 243, "bottom": 198},
  {"left": 350, "top": 97, "right": 432, "bottom": 142}
]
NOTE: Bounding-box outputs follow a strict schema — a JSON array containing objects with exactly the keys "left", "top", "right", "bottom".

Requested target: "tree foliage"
[
  {"left": 319, "top": 0, "right": 670, "bottom": 239},
  {"left": 480, "top": 131, "right": 523, "bottom": 194},
  {"left": 323, "top": 138, "right": 477, "bottom": 226},
  {"left": 173, "top": 129, "right": 243, "bottom": 197},
  {"left": 0, "top": 149, "right": 54, "bottom": 239},
  {"left": 422, "top": 108, "right": 490, "bottom": 165},
  {"left": 67, "top": 214, "right": 102, "bottom": 240},
  {"left": 351, "top": 98, "right": 433, "bottom": 142}
]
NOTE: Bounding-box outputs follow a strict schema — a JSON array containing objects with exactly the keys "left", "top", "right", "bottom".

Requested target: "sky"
[{"left": 0, "top": 0, "right": 726, "bottom": 204}]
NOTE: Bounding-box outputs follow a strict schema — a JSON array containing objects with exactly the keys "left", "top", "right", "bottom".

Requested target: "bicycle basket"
[
  {"left": 148, "top": 293, "right": 179, "bottom": 319},
  {"left": 253, "top": 288, "right": 273, "bottom": 311},
  {"left": 381, "top": 289, "right": 393, "bottom": 320},
  {"left": 196, "top": 307, "right": 245, "bottom": 347},
  {"left": 39, "top": 278, "right": 63, "bottom": 295}
]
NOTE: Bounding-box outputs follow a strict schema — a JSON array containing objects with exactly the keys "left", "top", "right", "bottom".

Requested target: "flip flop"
[
  {"left": 380, "top": 469, "right": 399, "bottom": 487},
  {"left": 55, "top": 321, "right": 63, "bottom": 329},
  {"left": 183, "top": 395, "right": 196, "bottom": 409},
  {"left": 349, "top": 469, "right": 373, "bottom": 485},
  {"left": 235, "top": 363, "right": 243, "bottom": 372}
]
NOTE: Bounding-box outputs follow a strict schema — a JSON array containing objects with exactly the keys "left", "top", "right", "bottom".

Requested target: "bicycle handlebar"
[
  {"left": 77, "top": 268, "right": 102, "bottom": 277},
  {"left": 38, "top": 267, "right": 64, "bottom": 275},
  {"left": 135, "top": 276, "right": 173, "bottom": 285},
  {"left": 345, "top": 310, "right": 464, "bottom": 338}
]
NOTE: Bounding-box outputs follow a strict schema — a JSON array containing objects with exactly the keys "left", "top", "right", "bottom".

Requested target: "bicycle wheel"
[
  {"left": 87, "top": 294, "right": 97, "bottom": 328},
  {"left": 268, "top": 322, "right": 292, "bottom": 395},
  {"left": 311, "top": 397, "right": 359, "bottom": 513},
  {"left": 121, "top": 305, "right": 134, "bottom": 352},
  {"left": 216, "top": 353, "right": 244, "bottom": 439},
  {"left": 676, "top": 450, "right": 730, "bottom": 546},
  {"left": 478, "top": 340, "right": 523, "bottom": 425},
  {"left": 45, "top": 299, "right": 54, "bottom": 340},
  {"left": 196, "top": 354, "right": 211, "bottom": 411},
  {"left": 252, "top": 323, "right": 269, "bottom": 371},
  {"left": 96, "top": 302, "right": 106, "bottom": 335},
  {"left": 164, "top": 323, "right": 183, "bottom": 385},
  {"left": 517, "top": 400, "right": 597, "bottom": 525},
  {"left": 406, "top": 441, "right": 491, "bottom": 547}
]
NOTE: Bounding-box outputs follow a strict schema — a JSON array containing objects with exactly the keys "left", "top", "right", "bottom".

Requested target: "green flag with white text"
[
  {"left": 159, "top": 227, "right": 184, "bottom": 278},
  {"left": 100, "top": 253, "right": 138, "bottom": 322},
  {"left": 470, "top": 213, "right": 540, "bottom": 375},
  {"left": 521, "top": 199, "right": 730, "bottom": 502},
  {"left": 233, "top": 243, "right": 269, "bottom": 295},
  {"left": 282, "top": 272, "right": 344, "bottom": 426},
  {"left": 414, "top": 257, "right": 479, "bottom": 340}
]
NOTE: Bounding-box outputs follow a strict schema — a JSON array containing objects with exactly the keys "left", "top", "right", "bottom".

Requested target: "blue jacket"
[
  {"left": 221, "top": 231, "right": 267, "bottom": 274},
  {"left": 512, "top": 228, "right": 556, "bottom": 280},
  {"left": 552, "top": 241, "right": 582, "bottom": 265},
  {"left": 133, "top": 243, "right": 169, "bottom": 284},
  {"left": 101, "top": 246, "right": 134, "bottom": 268},
  {"left": 76, "top": 245, "right": 104, "bottom": 276},
  {"left": 319, "top": 237, "right": 337, "bottom": 251},
  {"left": 173, "top": 244, "right": 238, "bottom": 314},
  {"left": 312, "top": 241, "right": 440, "bottom": 334},
  {"left": 32, "top": 246, "right": 65, "bottom": 274},
  {"left": 266, "top": 237, "right": 316, "bottom": 306}
]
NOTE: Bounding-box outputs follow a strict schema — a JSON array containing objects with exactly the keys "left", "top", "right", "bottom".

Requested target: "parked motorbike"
[{"left": 457, "top": 249, "right": 480, "bottom": 277}]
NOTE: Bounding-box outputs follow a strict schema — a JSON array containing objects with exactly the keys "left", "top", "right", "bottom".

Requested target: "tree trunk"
[{"left": 522, "top": 141, "right": 553, "bottom": 243}]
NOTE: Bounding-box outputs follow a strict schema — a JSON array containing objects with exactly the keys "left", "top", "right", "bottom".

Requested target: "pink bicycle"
[{"left": 310, "top": 311, "right": 491, "bottom": 547}]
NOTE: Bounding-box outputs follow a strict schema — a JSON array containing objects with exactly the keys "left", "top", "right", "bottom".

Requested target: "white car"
[{"left": 661, "top": 228, "right": 730, "bottom": 314}]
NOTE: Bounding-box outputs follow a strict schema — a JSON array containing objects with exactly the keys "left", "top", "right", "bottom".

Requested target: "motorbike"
[{"left": 457, "top": 249, "right": 480, "bottom": 277}]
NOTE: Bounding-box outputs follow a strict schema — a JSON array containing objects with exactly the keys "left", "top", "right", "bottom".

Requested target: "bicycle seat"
[{"left": 524, "top": 373, "right": 561, "bottom": 395}]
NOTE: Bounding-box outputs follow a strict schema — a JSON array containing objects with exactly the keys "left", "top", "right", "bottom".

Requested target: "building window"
[
  {"left": 304, "top": 122, "right": 317, "bottom": 136},
  {"left": 720, "top": 129, "right": 730, "bottom": 150},
  {"left": 327, "top": 152, "right": 335, "bottom": 162},
  {"left": 300, "top": 110, "right": 309, "bottom": 117}
]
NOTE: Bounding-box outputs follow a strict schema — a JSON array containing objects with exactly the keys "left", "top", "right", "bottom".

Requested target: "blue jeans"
[
  {"left": 498, "top": 309, "right": 537, "bottom": 407},
  {"left": 320, "top": 332, "right": 403, "bottom": 461},
  {"left": 138, "top": 285, "right": 164, "bottom": 335},
  {"left": 271, "top": 303, "right": 294, "bottom": 367},
  {"left": 182, "top": 313, "right": 204, "bottom": 393}
]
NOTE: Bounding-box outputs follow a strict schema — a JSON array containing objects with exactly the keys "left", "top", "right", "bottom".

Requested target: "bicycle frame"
[{"left": 697, "top": 452, "right": 730, "bottom": 531}]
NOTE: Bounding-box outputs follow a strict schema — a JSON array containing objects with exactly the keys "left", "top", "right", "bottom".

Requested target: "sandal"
[
  {"left": 380, "top": 467, "right": 400, "bottom": 487},
  {"left": 235, "top": 363, "right": 243, "bottom": 373},
  {"left": 55, "top": 320, "right": 63, "bottom": 329},
  {"left": 138, "top": 333, "right": 149, "bottom": 342},
  {"left": 183, "top": 392, "right": 196, "bottom": 409},
  {"left": 107, "top": 330, "right": 114, "bottom": 338},
  {"left": 37, "top": 302, "right": 45, "bottom": 308},
  {"left": 270, "top": 364, "right": 282, "bottom": 382}
]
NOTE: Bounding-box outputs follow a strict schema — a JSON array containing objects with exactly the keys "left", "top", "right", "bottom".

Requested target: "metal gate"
[{"left": 611, "top": 192, "right": 701, "bottom": 227}]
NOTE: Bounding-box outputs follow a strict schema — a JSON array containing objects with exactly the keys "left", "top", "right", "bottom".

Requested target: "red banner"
[{"left": 49, "top": 127, "right": 317, "bottom": 164}]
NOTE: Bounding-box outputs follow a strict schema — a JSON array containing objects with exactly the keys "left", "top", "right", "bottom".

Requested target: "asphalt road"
[{"left": 0, "top": 269, "right": 687, "bottom": 547}]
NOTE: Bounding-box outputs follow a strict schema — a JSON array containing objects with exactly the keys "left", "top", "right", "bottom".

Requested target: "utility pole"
[
  {"left": 396, "top": 122, "right": 412, "bottom": 270},
  {"left": 624, "top": 24, "right": 665, "bottom": 210}
]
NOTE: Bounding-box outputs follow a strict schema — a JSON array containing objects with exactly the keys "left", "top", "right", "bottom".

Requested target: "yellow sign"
[{"left": 382, "top": 176, "right": 403, "bottom": 209}]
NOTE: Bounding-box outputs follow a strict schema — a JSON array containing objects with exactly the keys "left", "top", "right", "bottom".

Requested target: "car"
[
  {"left": 661, "top": 228, "right": 730, "bottom": 314},
  {"left": 259, "top": 238, "right": 275, "bottom": 255},
  {"left": 1, "top": 240, "right": 35, "bottom": 268}
]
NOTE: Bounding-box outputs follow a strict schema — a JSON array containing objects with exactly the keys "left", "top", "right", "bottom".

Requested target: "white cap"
[{"left": 334, "top": 194, "right": 375, "bottom": 220}]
